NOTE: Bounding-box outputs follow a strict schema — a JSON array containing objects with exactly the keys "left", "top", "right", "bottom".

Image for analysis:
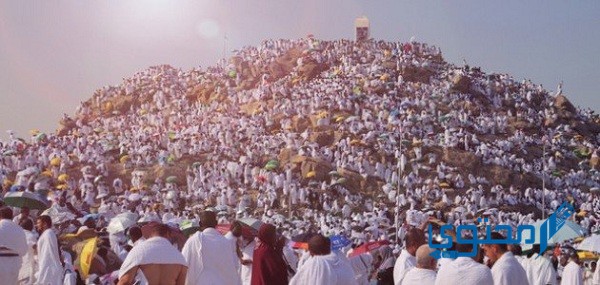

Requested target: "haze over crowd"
[{"left": 1, "top": 1, "right": 599, "bottom": 140}]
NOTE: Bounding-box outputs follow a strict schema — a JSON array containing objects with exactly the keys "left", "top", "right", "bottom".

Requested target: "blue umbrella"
[{"left": 330, "top": 234, "right": 352, "bottom": 250}]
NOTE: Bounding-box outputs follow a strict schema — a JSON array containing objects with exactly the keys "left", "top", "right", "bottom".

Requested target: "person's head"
[
  {"left": 0, "top": 206, "right": 13, "bottom": 220},
  {"left": 591, "top": 261, "right": 597, "bottom": 272},
  {"left": 148, "top": 223, "right": 171, "bottom": 238},
  {"left": 567, "top": 251, "right": 580, "bottom": 265},
  {"left": 308, "top": 234, "right": 331, "bottom": 256},
  {"left": 415, "top": 244, "right": 437, "bottom": 270},
  {"left": 21, "top": 207, "right": 30, "bottom": 216},
  {"left": 481, "top": 232, "right": 508, "bottom": 264},
  {"left": 508, "top": 244, "right": 522, "bottom": 256},
  {"left": 36, "top": 215, "right": 53, "bottom": 233},
  {"left": 128, "top": 226, "right": 142, "bottom": 242},
  {"left": 378, "top": 246, "right": 394, "bottom": 262},
  {"left": 83, "top": 217, "right": 96, "bottom": 229},
  {"left": 20, "top": 218, "right": 34, "bottom": 231},
  {"left": 405, "top": 228, "right": 426, "bottom": 256},
  {"left": 230, "top": 221, "right": 243, "bottom": 238},
  {"left": 199, "top": 211, "right": 217, "bottom": 229},
  {"left": 258, "top": 223, "right": 277, "bottom": 247}
]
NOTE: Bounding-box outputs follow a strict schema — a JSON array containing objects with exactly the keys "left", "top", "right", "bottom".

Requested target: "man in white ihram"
[
  {"left": 434, "top": 243, "right": 493, "bottom": 285},
  {"left": 0, "top": 207, "right": 28, "bottom": 285},
  {"left": 481, "top": 232, "right": 528, "bottom": 285},
  {"left": 522, "top": 244, "right": 557, "bottom": 285},
  {"left": 182, "top": 211, "right": 241, "bottom": 285},
  {"left": 561, "top": 250, "right": 583, "bottom": 285},
  {"left": 393, "top": 228, "right": 426, "bottom": 285},
  {"left": 402, "top": 245, "right": 437, "bottom": 285},
  {"left": 35, "top": 215, "right": 64, "bottom": 285}
]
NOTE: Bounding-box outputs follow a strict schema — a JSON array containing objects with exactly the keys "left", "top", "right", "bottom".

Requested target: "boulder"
[
  {"left": 299, "top": 157, "right": 332, "bottom": 181},
  {"left": 555, "top": 95, "right": 577, "bottom": 114}
]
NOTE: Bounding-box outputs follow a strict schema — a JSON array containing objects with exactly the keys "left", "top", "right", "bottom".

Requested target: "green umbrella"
[
  {"left": 166, "top": 176, "right": 178, "bottom": 184},
  {"left": 264, "top": 160, "right": 279, "bottom": 171},
  {"left": 36, "top": 133, "right": 47, "bottom": 142},
  {"left": 3, "top": 191, "right": 49, "bottom": 210},
  {"left": 180, "top": 220, "right": 200, "bottom": 237},
  {"left": 336, "top": 178, "right": 347, "bottom": 184}
]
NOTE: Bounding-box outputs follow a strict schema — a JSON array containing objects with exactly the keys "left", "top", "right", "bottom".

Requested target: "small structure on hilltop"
[{"left": 355, "top": 16, "right": 370, "bottom": 42}]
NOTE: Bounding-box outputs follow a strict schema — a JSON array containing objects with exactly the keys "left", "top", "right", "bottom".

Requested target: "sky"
[{"left": 1, "top": 1, "right": 599, "bottom": 140}]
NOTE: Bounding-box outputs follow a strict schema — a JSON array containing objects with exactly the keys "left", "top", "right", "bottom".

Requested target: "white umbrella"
[
  {"left": 577, "top": 234, "right": 600, "bottom": 253},
  {"left": 107, "top": 212, "right": 138, "bottom": 233},
  {"left": 128, "top": 193, "right": 141, "bottom": 202},
  {"left": 239, "top": 217, "right": 263, "bottom": 231},
  {"left": 41, "top": 205, "right": 76, "bottom": 224}
]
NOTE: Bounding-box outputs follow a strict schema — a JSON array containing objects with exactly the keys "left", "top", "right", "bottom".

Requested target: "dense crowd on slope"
[{"left": 1, "top": 37, "right": 600, "bottom": 284}]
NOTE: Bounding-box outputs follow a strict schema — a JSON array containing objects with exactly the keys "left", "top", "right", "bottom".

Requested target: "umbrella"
[
  {"left": 107, "top": 213, "right": 138, "bottom": 234},
  {"left": 349, "top": 240, "right": 391, "bottom": 257},
  {"left": 239, "top": 217, "right": 263, "bottom": 232},
  {"left": 335, "top": 178, "right": 347, "bottom": 184},
  {"left": 3, "top": 191, "right": 49, "bottom": 210},
  {"left": 166, "top": 176, "right": 178, "bottom": 184},
  {"left": 215, "top": 223, "right": 256, "bottom": 239},
  {"left": 577, "top": 251, "right": 600, "bottom": 261},
  {"left": 57, "top": 173, "right": 69, "bottom": 183},
  {"left": 590, "top": 187, "right": 599, "bottom": 192},
  {"left": 36, "top": 133, "right": 47, "bottom": 142},
  {"left": 330, "top": 235, "right": 352, "bottom": 250},
  {"left": 306, "top": 171, "right": 316, "bottom": 178},
  {"left": 291, "top": 232, "right": 317, "bottom": 249},
  {"left": 328, "top": 171, "right": 340, "bottom": 176},
  {"left": 128, "top": 193, "right": 141, "bottom": 202},
  {"left": 180, "top": 220, "right": 200, "bottom": 237},
  {"left": 521, "top": 220, "right": 586, "bottom": 251},
  {"left": 41, "top": 205, "right": 76, "bottom": 224},
  {"left": 265, "top": 163, "right": 278, "bottom": 171},
  {"left": 75, "top": 237, "right": 98, "bottom": 279},
  {"left": 3, "top": 149, "right": 17, "bottom": 156},
  {"left": 50, "top": 157, "right": 61, "bottom": 167},
  {"left": 56, "top": 184, "right": 68, "bottom": 190},
  {"left": 577, "top": 235, "right": 600, "bottom": 253},
  {"left": 119, "top": 155, "right": 130, "bottom": 164}
]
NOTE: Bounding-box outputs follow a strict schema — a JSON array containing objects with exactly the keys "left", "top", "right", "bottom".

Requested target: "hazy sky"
[{"left": 1, "top": 1, "right": 599, "bottom": 140}]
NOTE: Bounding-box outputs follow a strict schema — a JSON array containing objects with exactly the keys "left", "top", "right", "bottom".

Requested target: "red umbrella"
[
  {"left": 349, "top": 240, "right": 391, "bottom": 257},
  {"left": 216, "top": 224, "right": 256, "bottom": 240}
]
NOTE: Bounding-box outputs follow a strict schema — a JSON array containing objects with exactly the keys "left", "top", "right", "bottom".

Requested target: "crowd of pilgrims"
[{"left": 1, "top": 37, "right": 600, "bottom": 284}]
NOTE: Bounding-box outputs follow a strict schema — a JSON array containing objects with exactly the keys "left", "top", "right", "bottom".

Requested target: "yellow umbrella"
[
  {"left": 58, "top": 174, "right": 69, "bottom": 183},
  {"left": 41, "top": 170, "right": 53, "bottom": 177},
  {"left": 56, "top": 184, "right": 68, "bottom": 190},
  {"left": 3, "top": 179, "right": 13, "bottom": 188},
  {"left": 50, "top": 157, "right": 61, "bottom": 167},
  {"left": 306, "top": 171, "right": 316, "bottom": 178},
  {"left": 335, "top": 116, "right": 345, "bottom": 123},
  {"left": 78, "top": 237, "right": 98, "bottom": 279},
  {"left": 120, "top": 155, "right": 130, "bottom": 164},
  {"left": 577, "top": 251, "right": 599, "bottom": 261}
]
